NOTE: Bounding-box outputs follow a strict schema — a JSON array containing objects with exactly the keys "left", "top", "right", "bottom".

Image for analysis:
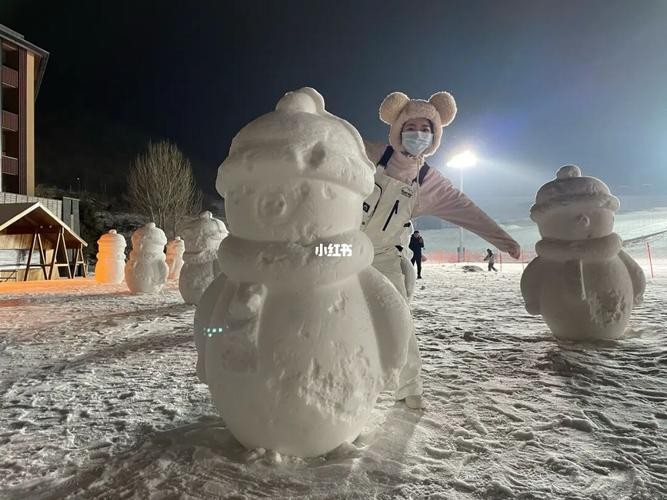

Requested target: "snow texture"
[
  {"left": 124, "top": 222, "right": 169, "bottom": 294},
  {"left": 522, "top": 166, "right": 646, "bottom": 340},
  {"left": 166, "top": 237, "right": 185, "bottom": 281},
  {"left": 198, "top": 87, "right": 412, "bottom": 457},
  {"left": 94, "top": 229, "right": 126, "bottom": 284},
  {"left": 178, "top": 212, "right": 227, "bottom": 305},
  {"left": 0, "top": 263, "right": 665, "bottom": 498}
]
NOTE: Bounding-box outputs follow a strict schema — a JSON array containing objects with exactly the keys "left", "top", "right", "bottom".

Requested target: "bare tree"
[{"left": 128, "top": 141, "right": 202, "bottom": 239}]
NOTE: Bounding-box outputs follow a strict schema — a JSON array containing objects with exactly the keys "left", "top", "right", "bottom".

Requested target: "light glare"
[{"left": 447, "top": 150, "right": 478, "bottom": 169}]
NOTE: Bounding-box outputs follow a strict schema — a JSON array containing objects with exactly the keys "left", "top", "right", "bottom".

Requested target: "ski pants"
[
  {"left": 411, "top": 253, "right": 423, "bottom": 277},
  {"left": 372, "top": 251, "right": 423, "bottom": 400}
]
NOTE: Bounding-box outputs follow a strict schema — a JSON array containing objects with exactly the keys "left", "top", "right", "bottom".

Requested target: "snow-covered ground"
[{"left": 0, "top": 264, "right": 665, "bottom": 499}]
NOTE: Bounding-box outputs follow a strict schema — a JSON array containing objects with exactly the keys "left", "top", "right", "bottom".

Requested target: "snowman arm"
[
  {"left": 618, "top": 250, "right": 646, "bottom": 305},
  {"left": 193, "top": 272, "right": 237, "bottom": 383},
  {"left": 399, "top": 255, "right": 416, "bottom": 302},
  {"left": 520, "top": 257, "right": 542, "bottom": 315},
  {"left": 414, "top": 169, "right": 519, "bottom": 254},
  {"left": 358, "top": 268, "right": 411, "bottom": 380}
]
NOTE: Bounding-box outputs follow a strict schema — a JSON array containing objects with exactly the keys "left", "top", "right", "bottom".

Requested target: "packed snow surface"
[{"left": 0, "top": 263, "right": 665, "bottom": 498}]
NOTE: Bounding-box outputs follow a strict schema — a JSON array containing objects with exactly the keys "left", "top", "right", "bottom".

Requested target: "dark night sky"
[{"left": 2, "top": 0, "right": 667, "bottom": 207}]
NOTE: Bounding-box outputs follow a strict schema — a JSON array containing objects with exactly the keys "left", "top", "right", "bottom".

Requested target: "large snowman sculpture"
[
  {"left": 166, "top": 236, "right": 185, "bottom": 281},
  {"left": 521, "top": 165, "right": 645, "bottom": 340},
  {"left": 94, "top": 229, "right": 126, "bottom": 284},
  {"left": 178, "top": 211, "right": 228, "bottom": 304},
  {"left": 195, "top": 87, "right": 412, "bottom": 457},
  {"left": 124, "top": 222, "right": 169, "bottom": 294}
]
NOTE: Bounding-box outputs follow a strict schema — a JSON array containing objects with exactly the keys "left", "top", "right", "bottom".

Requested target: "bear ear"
[
  {"left": 429, "top": 91, "right": 457, "bottom": 127},
  {"left": 379, "top": 92, "right": 410, "bottom": 124}
]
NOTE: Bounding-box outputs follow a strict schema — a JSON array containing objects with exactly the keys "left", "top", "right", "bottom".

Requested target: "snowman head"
[
  {"left": 180, "top": 211, "right": 228, "bottom": 252},
  {"left": 97, "top": 229, "right": 126, "bottom": 252},
  {"left": 167, "top": 236, "right": 185, "bottom": 255},
  {"left": 530, "top": 165, "right": 620, "bottom": 241},
  {"left": 217, "top": 87, "right": 375, "bottom": 243},
  {"left": 131, "top": 222, "right": 167, "bottom": 254}
]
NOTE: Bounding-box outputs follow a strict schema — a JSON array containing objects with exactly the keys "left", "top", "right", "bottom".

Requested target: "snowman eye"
[
  {"left": 307, "top": 142, "right": 326, "bottom": 169},
  {"left": 257, "top": 192, "right": 288, "bottom": 219},
  {"left": 576, "top": 215, "right": 590, "bottom": 227}
]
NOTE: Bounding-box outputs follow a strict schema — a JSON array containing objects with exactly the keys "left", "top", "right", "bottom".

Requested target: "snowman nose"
[{"left": 576, "top": 215, "right": 590, "bottom": 227}]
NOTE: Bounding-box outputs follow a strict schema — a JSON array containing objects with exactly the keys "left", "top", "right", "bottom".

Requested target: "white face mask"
[{"left": 401, "top": 131, "right": 433, "bottom": 156}]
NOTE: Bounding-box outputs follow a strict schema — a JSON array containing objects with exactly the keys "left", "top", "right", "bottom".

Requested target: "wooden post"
[
  {"left": 72, "top": 244, "right": 87, "bottom": 278},
  {"left": 647, "top": 241, "right": 654, "bottom": 279},
  {"left": 48, "top": 231, "right": 61, "bottom": 280},
  {"left": 61, "top": 230, "right": 72, "bottom": 279},
  {"left": 36, "top": 233, "right": 48, "bottom": 280},
  {"left": 23, "top": 233, "right": 37, "bottom": 281},
  {"left": 48, "top": 230, "right": 72, "bottom": 280}
]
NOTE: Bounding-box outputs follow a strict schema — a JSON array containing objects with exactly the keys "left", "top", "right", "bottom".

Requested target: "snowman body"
[
  {"left": 178, "top": 212, "right": 227, "bottom": 304},
  {"left": 95, "top": 229, "right": 126, "bottom": 284},
  {"left": 124, "top": 223, "right": 169, "bottom": 294},
  {"left": 166, "top": 237, "right": 185, "bottom": 280},
  {"left": 195, "top": 88, "right": 412, "bottom": 457},
  {"left": 521, "top": 166, "right": 645, "bottom": 340}
]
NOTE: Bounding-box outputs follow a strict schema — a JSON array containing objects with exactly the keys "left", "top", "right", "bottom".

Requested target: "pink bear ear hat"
[{"left": 379, "top": 91, "right": 458, "bottom": 157}]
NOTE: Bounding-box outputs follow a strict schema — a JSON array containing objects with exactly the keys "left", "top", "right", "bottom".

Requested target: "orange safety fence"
[
  {"left": 423, "top": 242, "right": 664, "bottom": 278},
  {"left": 422, "top": 249, "right": 538, "bottom": 266}
]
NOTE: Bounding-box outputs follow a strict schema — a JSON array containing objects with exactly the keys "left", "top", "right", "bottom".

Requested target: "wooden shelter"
[{"left": 0, "top": 202, "right": 87, "bottom": 281}]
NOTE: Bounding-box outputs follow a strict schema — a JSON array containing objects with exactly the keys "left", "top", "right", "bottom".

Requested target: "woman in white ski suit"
[{"left": 361, "top": 91, "right": 521, "bottom": 409}]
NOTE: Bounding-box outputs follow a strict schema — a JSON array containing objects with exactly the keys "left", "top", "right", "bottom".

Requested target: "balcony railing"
[
  {"left": 1, "top": 155, "right": 18, "bottom": 175},
  {"left": 1, "top": 110, "right": 18, "bottom": 131},
  {"left": 0, "top": 191, "right": 64, "bottom": 220},
  {"left": 1, "top": 65, "right": 18, "bottom": 88}
]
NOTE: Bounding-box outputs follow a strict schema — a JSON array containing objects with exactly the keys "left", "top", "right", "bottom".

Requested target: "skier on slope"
[
  {"left": 361, "top": 91, "right": 521, "bottom": 409},
  {"left": 484, "top": 248, "right": 498, "bottom": 272}
]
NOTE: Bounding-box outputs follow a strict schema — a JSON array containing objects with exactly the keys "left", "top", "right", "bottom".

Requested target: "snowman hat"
[
  {"left": 379, "top": 91, "right": 457, "bottom": 157},
  {"left": 530, "top": 165, "right": 620, "bottom": 222},
  {"left": 131, "top": 222, "right": 167, "bottom": 247},
  {"left": 180, "top": 211, "right": 228, "bottom": 241},
  {"left": 219, "top": 87, "right": 374, "bottom": 197}
]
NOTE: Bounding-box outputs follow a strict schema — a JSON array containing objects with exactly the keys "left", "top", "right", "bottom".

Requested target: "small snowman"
[
  {"left": 521, "top": 165, "right": 646, "bottom": 340},
  {"left": 166, "top": 236, "right": 185, "bottom": 280},
  {"left": 94, "top": 229, "right": 126, "bottom": 284},
  {"left": 124, "top": 222, "right": 169, "bottom": 294},
  {"left": 194, "top": 87, "right": 412, "bottom": 457},
  {"left": 178, "top": 211, "right": 228, "bottom": 305}
]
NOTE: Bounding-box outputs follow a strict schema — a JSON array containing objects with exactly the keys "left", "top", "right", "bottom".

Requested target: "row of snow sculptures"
[
  {"left": 125, "top": 222, "right": 169, "bottom": 293},
  {"left": 95, "top": 225, "right": 188, "bottom": 288},
  {"left": 194, "top": 87, "right": 412, "bottom": 457},
  {"left": 521, "top": 165, "right": 646, "bottom": 340},
  {"left": 166, "top": 236, "right": 185, "bottom": 280},
  {"left": 95, "top": 230, "right": 126, "bottom": 284},
  {"left": 178, "top": 211, "right": 228, "bottom": 305}
]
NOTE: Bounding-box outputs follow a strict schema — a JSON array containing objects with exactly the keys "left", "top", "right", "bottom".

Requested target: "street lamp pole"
[
  {"left": 446, "top": 150, "right": 478, "bottom": 263},
  {"left": 458, "top": 168, "right": 464, "bottom": 262}
]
